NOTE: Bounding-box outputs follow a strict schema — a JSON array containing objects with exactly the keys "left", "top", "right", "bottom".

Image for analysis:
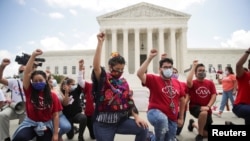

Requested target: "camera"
[{"left": 15, "top": 53, "right": 45, "bottom": 66}]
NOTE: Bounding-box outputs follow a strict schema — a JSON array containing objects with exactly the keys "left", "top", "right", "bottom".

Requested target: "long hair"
[
  {"left": 30, "top": 70, "right": 52, "bottom": 109},
  {"left": 60, "top": 77, "right": 75, "bottom": 95},
  {"left": 226, "top": 66, "right": 234, "bottom": 74}
]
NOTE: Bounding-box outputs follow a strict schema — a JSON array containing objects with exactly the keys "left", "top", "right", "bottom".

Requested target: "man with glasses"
[
  {"left": 137, "top": 48, "right": 186, "bottom": 141},
  {"left": 186, "top": 60, "right": 217, "bottom": 141},
  {"left": 0, "top": 58, "right": 26, "bottom": 141}
]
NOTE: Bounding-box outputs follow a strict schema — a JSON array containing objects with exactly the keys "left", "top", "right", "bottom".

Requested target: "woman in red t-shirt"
[{"left": 12, "top": 49, "right": 62, "bottom": 141}]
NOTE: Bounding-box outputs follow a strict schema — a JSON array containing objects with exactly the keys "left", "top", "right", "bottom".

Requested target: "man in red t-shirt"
[
  {"left": 186, "top": 60, "right": 217, "bottom": 141},
  {"left": 137, "top": 49, "right": 186, "bottom": 141},
  {"left": 232, "top": 48, "right": 250, "bottom": 125}
]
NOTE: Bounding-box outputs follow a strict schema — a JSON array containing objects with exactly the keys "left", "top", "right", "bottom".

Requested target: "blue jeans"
[
  {"left": 233, "top": 104, "right": 250, "bottom": 125},
  {"left": 59, "top": 114, "right": 71, "bottom": 136},
  {"left": 219, "top": 89, "right": 234, "bottom": 112},
  {"left": 147, "top": 109, "right": 177, "bottom": 141},
  {"left": 93, "top": 118, "right": 148, "bottom": 141}
]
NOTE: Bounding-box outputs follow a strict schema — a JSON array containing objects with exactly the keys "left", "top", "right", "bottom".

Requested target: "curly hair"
[
  {"left": 108, "top": 52, "right": 125, "bottom": 67},
  {"left": 60, "top": 77, "right": 75, "bottom": 95}
]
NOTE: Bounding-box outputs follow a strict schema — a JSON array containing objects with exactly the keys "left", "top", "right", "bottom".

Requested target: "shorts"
[{"left": 189, "top": 105, "right": 213, "bottom": 130}]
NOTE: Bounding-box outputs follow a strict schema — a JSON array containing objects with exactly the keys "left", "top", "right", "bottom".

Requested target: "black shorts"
[{"left": 189, "top": 105, "right": 213, "bottom": 130}]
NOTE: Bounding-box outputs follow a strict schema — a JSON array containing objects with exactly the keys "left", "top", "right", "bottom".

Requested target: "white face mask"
[
  {"left": 162, "top": 68, "right": 173, "bottom": 78},
  {"left": 18, "top": 72, "right": 24, "bottom": 80},
  {"left": 70, "top": 84, "right": 77, "bottom": 92},
  {"left": 52, "top": 79, "right": 57, "bottom": 87},
  {"left": 225, "top": 70, "right": 229, "bottom": 75}
]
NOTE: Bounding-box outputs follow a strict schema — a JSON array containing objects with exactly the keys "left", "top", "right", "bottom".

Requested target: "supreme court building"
[{"left": 41, "top": 2, "right": 245, "bottom": 88}]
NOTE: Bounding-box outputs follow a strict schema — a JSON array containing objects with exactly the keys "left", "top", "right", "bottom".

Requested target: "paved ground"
[{"left": 9, "top": 111, "right": 244, "bottom": 141}]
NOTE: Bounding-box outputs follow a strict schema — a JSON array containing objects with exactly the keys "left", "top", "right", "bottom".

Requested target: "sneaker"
[
  {"left": 74, "top": 126, "right": 79, "bottom": 134},
  {"left": 78, "top": 136, "right": 85, "bottom": 141},
  {"left": 4, "top": 137, "right": 11, "bottom": 141},
  {"left": 188, "top": 119, "right": 194, "bottom": 132},
  {"left": 66, "top": 128, "right": 74, "bottom": 140},
  {"left": 213, "top": 113, "right": 221, "bottom": 118},
  {"left": 225, "top": 121, "right": 234, "bottom": 125},
  {"left": 195, "top": 134, "right": 203, "bottom": 141}
]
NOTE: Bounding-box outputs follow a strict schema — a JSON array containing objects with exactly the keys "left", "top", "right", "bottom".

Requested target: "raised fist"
[
  {"left": 97, "top": 32, "right": 105, "bottom": 42},
  {"left": 33, "top": 49, "right": 43, "bottom": 56},
  {"left": 1, "top": 58, "right": 11, "bottom": 67}
]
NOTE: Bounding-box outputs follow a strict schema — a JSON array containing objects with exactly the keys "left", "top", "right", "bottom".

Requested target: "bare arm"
[
  {"left": 0, "top": 58, "right": 11, "bottom": 86},
  {"left": 52, "top": 111, "right": 59, "bottom": 141},
  {"left": 78, "top": 59, "right": 86, "bottom": 88},
  {"left": 217, "top": 77, "right": 222, "bottom": 84},
  {"left": 93, "top": 32, "right": 105, "bottom": 82},
  {"left": 186, "top": 60, "right": 198, "bottom": 88},
  {"left": 137, "top": 49, "right": 157, "bottom": 84},
  {"left": 236, "top": 48, "right": 250, "bottom": 78},
  {"left": 207, "top": 94, "right": 216, "bottom": 108},
  {"left": 23, "top": 49, "right": 43, "bottom": 90},
  {"left": 178, "top": 96, "right": 185, "bottom": 120}
]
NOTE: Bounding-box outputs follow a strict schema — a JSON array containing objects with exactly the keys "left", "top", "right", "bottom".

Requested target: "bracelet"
[{"left": 245, "top": 51, "right": 250, "bottom": 54}]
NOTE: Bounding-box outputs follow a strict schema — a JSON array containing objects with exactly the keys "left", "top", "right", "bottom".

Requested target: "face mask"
[
  {"left": 162, "top": 68, "right": 173, "bottom": 78},
  {"left": 171, "top": 74, "right": 179, "bottom": 79},
  {"left": 52, "top": 79, "right": 57, "bottom": 87},
  {"left": 110, "top": 70, "right": 123, "bottom": 79},
  {"left": 32, "top": 82, "right": 46, "bottom": 91},
  {"left": 197, "top": 72, "right": 206, "bottom": 79},
  {"left": 70, "top": 85, "right": 77, "bottom": 92},
  {"left": 18, "top": 72, "right": 24, "bottom": 80},
  {"left": 224, "top": 70, "right": 229, "bottom": 75}
]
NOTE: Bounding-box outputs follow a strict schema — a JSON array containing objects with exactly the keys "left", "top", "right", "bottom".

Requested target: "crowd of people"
[{"left": 0, "top": 31, "right": 249, "bottom": 141}]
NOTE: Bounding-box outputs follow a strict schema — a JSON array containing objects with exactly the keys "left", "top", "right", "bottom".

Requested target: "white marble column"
[
  {"left": 158, "top": 28, "right": 164, "bottom": 61},
  {"left": 170, "top": 28, "right": 176, "bottom": 67},
  {"left": 147, "top": 28, "right": 153, "bottom": 73},
  {"left": 111, "top": 28, "right": 117, "bottom": 52},
  {"left": 180, "top": 27, "right": 187, "bottom": 74},
  {"left": 123, "top": 28, "right": 129, "bottom": 73},
  {"left": 134, "top": 28, "right": 140, "bottom": 73}
]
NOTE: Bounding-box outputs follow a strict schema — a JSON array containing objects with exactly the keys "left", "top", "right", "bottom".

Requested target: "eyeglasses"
[
  {"left": 112, "top": 68, "right": 124, "bottom": 73},
  {"left": 197, "top": 69, "right": 207, "bottom": 73}
]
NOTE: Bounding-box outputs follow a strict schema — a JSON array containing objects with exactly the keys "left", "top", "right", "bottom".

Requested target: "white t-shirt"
[
  {"left": 7, "top": 79, "right": 26, "bottom": 103},
  {"left": 0, "top": 89, "right": 6, "bottom": 102}
]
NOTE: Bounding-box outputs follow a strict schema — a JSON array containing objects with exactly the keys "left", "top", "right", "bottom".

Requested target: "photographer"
[{"left": 0, "top": 58, "right": 26, "bottom": 141}]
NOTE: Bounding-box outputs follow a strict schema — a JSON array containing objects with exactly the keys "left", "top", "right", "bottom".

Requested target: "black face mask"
[{"left": 197, "top": 72, "right": 206, "bottom": 79}]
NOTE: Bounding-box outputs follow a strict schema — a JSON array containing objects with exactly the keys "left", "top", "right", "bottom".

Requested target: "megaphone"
[{"left": 10, "top": 102, "right": 26, "bottom": 115}]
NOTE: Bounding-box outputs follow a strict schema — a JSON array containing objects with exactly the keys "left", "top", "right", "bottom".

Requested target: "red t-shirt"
[
  {"left": 234, "top": 72, "right": 250, "bottom": 105},
  {"left": 188, "top": 79, "right": 217, "bottom": 112},
  {"left": 24, "top": 85, "right": 62, "bottom": 122},
  {"left": 145, "top": 74, "right": 185, "bottom": 121},
  {"left": 82, "top": 82, "right": 95, "bottom": 116}
]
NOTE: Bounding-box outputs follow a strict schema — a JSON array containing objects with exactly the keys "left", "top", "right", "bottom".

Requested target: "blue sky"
[{"left": 0, "top": 0, "right": 249, "bottom": 76}]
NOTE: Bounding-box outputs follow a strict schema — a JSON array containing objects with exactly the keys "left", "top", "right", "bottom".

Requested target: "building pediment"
[{"left": 97, "top": 2, "right": 190, "bottom": 20}]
